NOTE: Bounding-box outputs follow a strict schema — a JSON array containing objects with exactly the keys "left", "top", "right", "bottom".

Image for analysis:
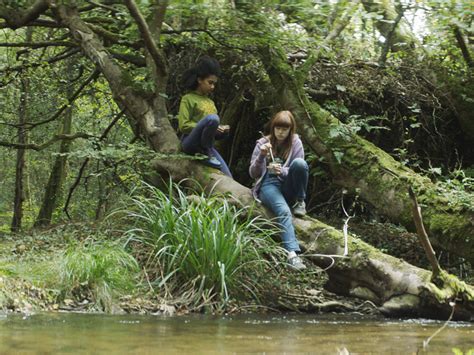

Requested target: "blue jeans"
[
  {"left": 258, "top": 158, "right": 308, "bottom": 252},
  {"left": 181, "top": 114, "right": 232, "bottom": 177}
]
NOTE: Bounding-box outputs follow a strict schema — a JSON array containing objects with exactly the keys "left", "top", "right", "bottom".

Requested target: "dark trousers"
[{"left": 181, "top": 114, "right": 232, "bottom": 177}]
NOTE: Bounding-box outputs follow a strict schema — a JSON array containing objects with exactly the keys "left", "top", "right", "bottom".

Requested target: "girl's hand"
[
  {"left": 217, "top": 125, "right": 230, "bottom": 133},
  {"left": 260, "top": 142, "right": 272, "bottom": 157},
  {"left": 268, "top": 163, "right": 282, "bottom": 175}
]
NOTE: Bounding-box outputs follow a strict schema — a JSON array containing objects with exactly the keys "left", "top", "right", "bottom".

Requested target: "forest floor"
[
  {"left": 2, "top": 219, "right": 470, "bottom": 317},
  {"left": 0, "top": 222, "right": 386, "bottom": 317}
]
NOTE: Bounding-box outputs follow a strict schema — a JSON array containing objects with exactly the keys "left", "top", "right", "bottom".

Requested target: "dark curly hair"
[{"left": 181, "top": 56, "right": 221, "bottom": 90}]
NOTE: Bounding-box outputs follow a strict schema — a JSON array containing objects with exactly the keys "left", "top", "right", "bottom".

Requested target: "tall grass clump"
[
  {"left": 59, "top": 240, "right": 139, "bottom": 312},
  {"left": 123, "top": 181, "right": 283, "bottom": 311}
]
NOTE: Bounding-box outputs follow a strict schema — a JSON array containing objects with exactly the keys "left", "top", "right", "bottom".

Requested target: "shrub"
[{"left": 123, "top": 182, "right": 283, "bottom": 312}]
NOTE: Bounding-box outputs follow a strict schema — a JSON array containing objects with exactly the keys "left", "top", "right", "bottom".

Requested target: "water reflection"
[{"left": 0, "top": 313, "right": 473, "bottom": 354}]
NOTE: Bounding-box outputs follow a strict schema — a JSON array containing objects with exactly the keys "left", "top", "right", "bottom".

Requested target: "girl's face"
[
  {"left": 274, "top": 126, "right": 291, "bottom": 142},
  {"left": 197, "top": 75, "right": 218, "bottom": 95}
]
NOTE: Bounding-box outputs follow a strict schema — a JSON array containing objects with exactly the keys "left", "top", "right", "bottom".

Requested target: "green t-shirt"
[{"left": 177, "top": 92, "right": 217, "bottom": 134}]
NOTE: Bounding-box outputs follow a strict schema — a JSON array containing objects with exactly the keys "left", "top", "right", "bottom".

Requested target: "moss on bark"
[{"left": 259, "top": 46, "right": 474, "bottom": 264}]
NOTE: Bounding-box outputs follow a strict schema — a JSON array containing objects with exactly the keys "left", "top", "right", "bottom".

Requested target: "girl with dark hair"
[
  {"left": 178, "top": 56, "right": 232, "bottom": 177},
  {"left": 249, "top": 111, "right": 309, "bottom": 271}
]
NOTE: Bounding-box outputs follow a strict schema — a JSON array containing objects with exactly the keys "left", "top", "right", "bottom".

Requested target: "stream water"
[{"left": 0, "top": 312, "right": 473, "bottom": 354}]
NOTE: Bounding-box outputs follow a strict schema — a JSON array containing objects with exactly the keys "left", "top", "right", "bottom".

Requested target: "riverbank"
[{"left": 0, "top": 222, "right": 380, "bottom": 317}]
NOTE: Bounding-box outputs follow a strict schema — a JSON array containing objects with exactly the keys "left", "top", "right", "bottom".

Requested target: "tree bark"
[
  {"left": 258, "top": 45, "right": 474, "bottom": 264},
  {"left": 35, "top": 59, "right": 75, "bottom": 227},
  {"left": 11, "top": 29, "right": 32, "bottom": 232},
  {"left": 453, "top": 26, "right": 473, "bottom": 68}
]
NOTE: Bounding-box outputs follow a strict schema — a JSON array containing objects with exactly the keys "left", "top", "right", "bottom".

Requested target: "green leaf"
[{"left": 333, "top": 151, "right": 344, "bottom": 164}]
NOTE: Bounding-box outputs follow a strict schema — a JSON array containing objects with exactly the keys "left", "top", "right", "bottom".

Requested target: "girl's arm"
[
  {"left": 177, "top": 96, "right": 196, "bottom": 134},
  {"left": 249, "top": 141, "right": 267, "bottom": 179}
]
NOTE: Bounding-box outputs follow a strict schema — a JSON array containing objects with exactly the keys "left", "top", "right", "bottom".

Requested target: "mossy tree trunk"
[
  {"left": 147, "top": 166, "right": 474, "bottom": 320},
  {"left": 258, "top": 45, "right": 474, "bottom": 264},
  {"left": 294, "top": 217, "right": 474, "bottom": 320}
]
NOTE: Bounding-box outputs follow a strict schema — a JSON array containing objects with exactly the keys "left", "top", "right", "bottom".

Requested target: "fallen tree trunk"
[
  {"left": 150, "top": 164, "right": 474, "bottom": 320},
  {"left": 295, "top": 218, "right": 474, "bottom": 320},
  {"left": 259, "top": 46, "right": 474, "bottom": 264}
]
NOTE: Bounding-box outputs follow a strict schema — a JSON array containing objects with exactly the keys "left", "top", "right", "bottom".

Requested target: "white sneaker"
[
  {"left": 292, "top": 200, "right": 306, "bottom": 217},
  {"left": 288, "top": 256, "right": 307, "bottom": 271}
]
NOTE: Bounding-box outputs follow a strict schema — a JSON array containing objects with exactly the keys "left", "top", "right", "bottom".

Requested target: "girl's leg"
[
  {"left": 259, "top": 176, "right": 300, "bottom": 252},
  {"left": 282, "top": 158, "right": 309, "bottom": 203},
  {"left": 181, "top": 114, "right": 219, "bottom": 154},
  {"left": 209, "top": 147, "right": 233, "bottom": 177}
]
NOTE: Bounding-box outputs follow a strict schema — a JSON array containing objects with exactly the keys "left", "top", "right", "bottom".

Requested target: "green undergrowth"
[
  {"left": 0, "top": 227, "right": 139, "bottom": 312},
  {"left": 58, "top": 241, "right": 139, "bottom": 312},
  {"left": 119, "top": 181, "right": 288, "bottom": 313},
  {"left": 0, "top": 181, "right": 328, "bottom": 314}
]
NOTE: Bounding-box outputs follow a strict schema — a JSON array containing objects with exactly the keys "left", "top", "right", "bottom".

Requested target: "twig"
[
  {"left": 0, "top": 132, "right": 95, "bottom": 151},
  {"left": 142, "top": 267, "right": 155, "bottom": 293},
  {"left": 341, "top": 192, "right": 354, "bottom": 257},
  {"left": 259, "top": 131, "right": 274, "bottom": 163},
  {"left": 421, "top": 302, "right": 456, "bottom": 351},
  {"left": 124, "top": 0, "right": 168, "bottom": 77},
  {"left": 0, "top": 41, "right": 75, "bottom": 48},
  {"left": 0, "top": 47, "right": 80, "bottom": 74},
  {"left": 408, "top": 187, "right": 441, "bottom": 278}
]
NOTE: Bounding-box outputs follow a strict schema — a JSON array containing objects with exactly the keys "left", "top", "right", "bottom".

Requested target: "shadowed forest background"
[{"left": 0, "top": 0, "right": 473, "bottom": 317}]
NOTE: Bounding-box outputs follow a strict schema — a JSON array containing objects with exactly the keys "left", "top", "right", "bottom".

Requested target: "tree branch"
[
  {"left": 123, "top": 0, "right": 167, "bottom": 77},
  {"left": 324, "top": 0, "right": 358, "bottom": 43},
  {"left": 453, "top": 25, "right": 473, "bottom": 68},
  {"left": 0, "top": 41, "right": 76, "bottom": 48},
  {"left": 0, "top": 19, "right": 61, "bottom": 29},
  {"left": 50, "top": 3, "right": 179, "bottom": 153},
  {"left": 87, "top": 23, "right": 142, "bottom": 49},
  {"left": 0, "top": 0, "right": 49, "bottom": 29},
  {"left": 157, "top": 27, "right": 249, "bottom": 51},
  {"left": 379, "top": 7, "right": 405, "bottom": 66},
  {"left": 408, "top": 187, "right": 442, "bottom": 279},
  {"left": 110, "top": 50, "right": 146, "bottom": 67},
  {"left": 0, "top": 47, "right": 80, "bottom": 74},
  {"left": 150, "top": 0, "right": 167, "bottom": 38},
  {"left": 0, "top": 133, "right": 94, "bottom": 151},
  {"left": 84, "top": 0, "right": 121, "bottom": 14}
]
